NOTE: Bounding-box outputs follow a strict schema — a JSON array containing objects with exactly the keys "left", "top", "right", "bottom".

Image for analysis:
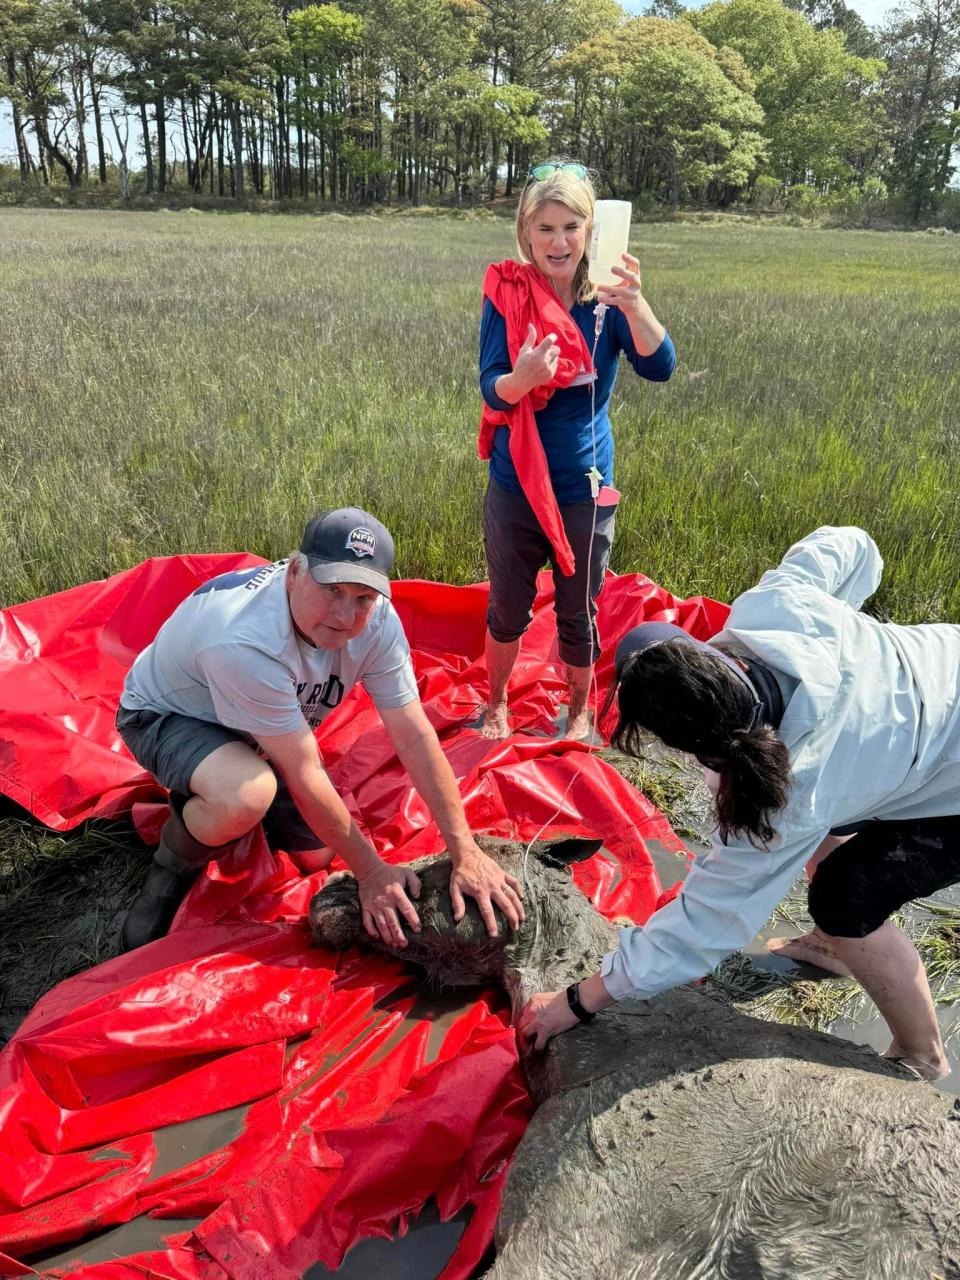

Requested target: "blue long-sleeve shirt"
[{"left": 479, "top": 297, "right": 676, "bottom": 504}]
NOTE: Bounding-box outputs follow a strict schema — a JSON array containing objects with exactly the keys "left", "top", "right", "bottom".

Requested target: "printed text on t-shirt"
[{"left": 298, "top": 675, "right": 345, "bottom": 726}]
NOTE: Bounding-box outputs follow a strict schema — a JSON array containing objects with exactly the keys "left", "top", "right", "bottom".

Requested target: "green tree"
[
  {"left": 289, "top": 4, "right": 367, "bottom": 200},
  {"left": 69, "top": 0, "right": 112, "bottom": 182},
  {"left": 555, "top": 16, "right": 762, "bottom": 200},
  {"left": 622, "top": 40, "right": 766, "bottom": 207},
  {"left": 174, "top": 0, "right": 287, "bottom": 200},
  {"left": 475, "top": 0, "right": 622, "bottom": 191},
  {"left": 785, "top": 0, "right": 880, "bottom": 59},
  {"left": 473, "top": 80, "right": 548, "bottom": 195},
  {"left": 879, "top": 0, "right": 960, "bottom": 220},
  {"left": 692, "top": 0, "right": 885, "bottom": 188},
  {"left": 644, "top": 0, "right": 685, "bottom": 17},
  {"left": 0, "top": 0, "right": 40, "bottom": 177},
  {"left": 91, "top": 0, "right": 178, "bottom": 192},
  {"left": 0, "top": 0, "right": 89, "bottom": 185},
  {"left": 370, "top": 0, "right": 481, "bottom": 204}
]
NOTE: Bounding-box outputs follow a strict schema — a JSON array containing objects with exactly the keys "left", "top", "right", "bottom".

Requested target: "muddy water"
[
  {"left": 368, "top": 981, "right": 499, "bottom": 1066},
  {"left": 149, "top": 1100, "right": 251, "bottom": 1181},
  {"left": 641, "top": 836, "right": 960, "bottom": 1095},
  {"left": 26, "top": 1105, "right": 251, "bottom": 1271},
  {"left": 824, "top": 991, "right": 959, "bottom": 1092},
  {"left": 55, "top": 1202, "right": 483, "bottom": 1280},
  {"left": 644, "top": 838, "right": 694, "bottom": 892},
  {"left": 305, "top": 1201, "right": 476, "bottom": 1279},
  {"left": 465, "top": 707, "right": 604, "bottom": 746},
  {"left": 551, "top": 707, "right": 605, "bottom": 747},
  {"left": 743, "top": 915, "right": 960, "bottom": 1096},
  {"left": 298, "top": 989, "right": 498, "bottom": 1276},
  {"left": 29, "top": 1217, "right": 204, "bottom": 1271}
]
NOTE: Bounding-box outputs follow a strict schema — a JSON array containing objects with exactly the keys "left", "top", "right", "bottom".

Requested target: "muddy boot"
[
  {"left": 264, "top": 778, "right": 326, "bottom": 855},
  {"left": 121, "top": 796, "right": 235, "bottom": 951}
]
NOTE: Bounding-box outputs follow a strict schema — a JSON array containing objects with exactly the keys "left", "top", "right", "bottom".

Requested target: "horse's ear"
[{"left": 536, "top": 837, "right": 604, "bottom": 868}]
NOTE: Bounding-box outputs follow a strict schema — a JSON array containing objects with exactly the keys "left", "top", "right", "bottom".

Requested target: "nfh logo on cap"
[{"left": 346, "top": 526, "right": 376, "bottom": 559}]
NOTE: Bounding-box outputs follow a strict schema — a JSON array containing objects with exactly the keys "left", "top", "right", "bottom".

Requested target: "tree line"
[{"left": 1, "top": 0, "right": 958, "bottom": 220}]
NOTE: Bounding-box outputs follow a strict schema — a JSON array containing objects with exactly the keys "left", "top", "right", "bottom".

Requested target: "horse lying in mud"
[{"left": 310, "top": 837, "right": 960, "bottom": 1280}]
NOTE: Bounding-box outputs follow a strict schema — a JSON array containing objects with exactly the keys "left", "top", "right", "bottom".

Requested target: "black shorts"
[
  {"left": 483, "top": 477, "right": 617, "bottom": 668},
  {"left": 808, "top": 816, "right": 960, "bottom": 937},
  {"left": 116, "top": 705, "right": 243, "bottom": 797},
  {"left": 115, "top": 706, "right": 323, "bottom": 853}
]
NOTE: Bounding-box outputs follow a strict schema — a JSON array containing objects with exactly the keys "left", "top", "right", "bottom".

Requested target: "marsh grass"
[
  {"left": 916, "top": 904, "right": 960, "bottom": 1013},
  {"left": 0, "top": 812, "right": 149, "bottom": 1040},
  {"left": 600, "top": 743, "right": 712, "bottom": 844},
  {"left": 709, "top": 899, "right": 960, "bottom": 1047},
  {"left": 1, "top": 209, "right": 959, "bottom": 617}
]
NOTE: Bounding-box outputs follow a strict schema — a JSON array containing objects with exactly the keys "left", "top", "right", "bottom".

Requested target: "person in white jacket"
[{"left": 521, "top": 526, "right": 960, "bottom": 1081}]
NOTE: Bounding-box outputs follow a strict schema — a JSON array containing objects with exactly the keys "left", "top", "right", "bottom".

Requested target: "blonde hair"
[{"left": 515, "top": 165, "right": 598, "bottom": 305}]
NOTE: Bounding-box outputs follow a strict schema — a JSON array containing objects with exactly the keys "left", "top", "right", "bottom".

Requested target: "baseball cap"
[
  {"left": 614, "top": 621, "right": 701, "bottom": 677},
  {"left": 614, "top": 621, "right": 763, "bottom": 727},
  {"left": 300, "top": 508, "right": 395, "bottom": 599}
]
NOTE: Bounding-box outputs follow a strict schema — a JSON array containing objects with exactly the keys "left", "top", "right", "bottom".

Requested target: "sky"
[
  {"left": 0, "top": 0, "right": 902, "bottom": 166},
  {"left": 625, "top": 0, "right": 900, "bottom": 18},
  {"left": 842, "top": 0, "right": 900, "bottom": 21}
]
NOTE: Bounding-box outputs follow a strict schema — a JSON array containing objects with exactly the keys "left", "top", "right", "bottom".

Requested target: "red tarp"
[{"left": 0, "top": 556, "right": 728, "bottom": 1278}]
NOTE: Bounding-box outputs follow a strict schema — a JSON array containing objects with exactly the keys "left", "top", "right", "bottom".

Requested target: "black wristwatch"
[{"left": 565, "top": 981, "right": 596, "bottom": 1024}]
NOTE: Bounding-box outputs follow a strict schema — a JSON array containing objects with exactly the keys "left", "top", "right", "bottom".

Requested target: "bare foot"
[
  {"left": 563, "top": 709, "right": 593, "bottom": 742},
  {"left": 479, "top": 703, "right": 511, "bottom": 740},
  {"left": 884, "top": 1041, "right": 951, "bottom": 1082},
  {"left": 766, "top": 929, "right": 853, "bottom": 977}
]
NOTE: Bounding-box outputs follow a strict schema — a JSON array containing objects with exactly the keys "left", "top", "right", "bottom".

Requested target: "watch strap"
[{"left": 565, "top": 981, "right": 596, "bottom": 1024}]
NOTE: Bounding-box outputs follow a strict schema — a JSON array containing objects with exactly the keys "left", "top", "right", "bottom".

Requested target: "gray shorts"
[
  {"left": 483, "top": 478, "right": 617, "bottom": 668},
  {"left": 115, "top": 705, "right": 322, "bottom": 852}
]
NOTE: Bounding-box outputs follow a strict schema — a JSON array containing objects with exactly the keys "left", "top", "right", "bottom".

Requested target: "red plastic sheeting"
[
  {"left": 0, "top": 557, "right": 729, "bottom": 1279},
  {"left": 0, "top": 554, "right": 263, "bottom": 831}
]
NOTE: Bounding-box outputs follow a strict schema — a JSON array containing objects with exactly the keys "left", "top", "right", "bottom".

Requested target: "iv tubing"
[{"left": 520, "top": 301, "right": 609, "bottom": 876}]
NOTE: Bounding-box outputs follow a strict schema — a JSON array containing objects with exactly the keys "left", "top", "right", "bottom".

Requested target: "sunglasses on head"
[{"left": 527, "top": 162, "right": 587, "bottom": 182}]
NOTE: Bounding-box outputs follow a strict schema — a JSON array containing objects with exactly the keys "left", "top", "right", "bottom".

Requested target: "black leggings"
[
  {"left": 483, "top": 478, "right": 617, "bottom": 668},
  {"left": 808, "top": 816, "right": 960, "bottom": 938}
]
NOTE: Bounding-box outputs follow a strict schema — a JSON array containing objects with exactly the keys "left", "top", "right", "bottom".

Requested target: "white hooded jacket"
[{"left": 600, "top": 526, "right": 960, "bottom": 1001}]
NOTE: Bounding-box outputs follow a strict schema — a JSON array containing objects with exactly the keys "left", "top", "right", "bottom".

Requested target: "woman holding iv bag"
[{"left": 477, "top": 161, "right": 676, "bottom": 740}]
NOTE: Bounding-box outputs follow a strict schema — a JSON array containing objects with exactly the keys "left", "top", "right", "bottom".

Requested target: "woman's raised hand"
[
  {"left": 596, "top": 253, "right": 643, "bottom": 316},
  {"left": 513, "top": 322, "right": 560, "bottom": 392}
]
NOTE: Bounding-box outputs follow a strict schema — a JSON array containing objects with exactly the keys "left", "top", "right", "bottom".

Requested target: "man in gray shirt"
[{"left": 117, "top": 507, "right": 523, "bottom": 951}]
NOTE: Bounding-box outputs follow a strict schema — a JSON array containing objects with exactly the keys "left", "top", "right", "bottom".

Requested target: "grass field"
[
  {"left": 1, "top": 208, "right": 959, "bottom": 617},
  {"left": 2, "top": 207, "right": 960, "bottom": 1042}
]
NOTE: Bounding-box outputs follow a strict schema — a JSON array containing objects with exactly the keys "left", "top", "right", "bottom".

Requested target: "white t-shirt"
[{"left": 120, "top": 561, "right": 418, "bottom": 737}]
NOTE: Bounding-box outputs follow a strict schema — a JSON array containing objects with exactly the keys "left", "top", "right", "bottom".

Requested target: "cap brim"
[
  {"left": 307, "top": 560, "right": 391, "bottom": 599},
  {"left": 614, "top": 622, "right": 700, "bottom": 677}
]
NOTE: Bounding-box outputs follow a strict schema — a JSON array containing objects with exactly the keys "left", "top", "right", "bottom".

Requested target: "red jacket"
[{"left": 478, "top": 260, "right": 594, "bottom": 577}]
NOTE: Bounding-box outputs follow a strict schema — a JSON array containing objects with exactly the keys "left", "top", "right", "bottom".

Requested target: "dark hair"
[{"left": 602, "top": 642, "right": 792, "bottom": 848}]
